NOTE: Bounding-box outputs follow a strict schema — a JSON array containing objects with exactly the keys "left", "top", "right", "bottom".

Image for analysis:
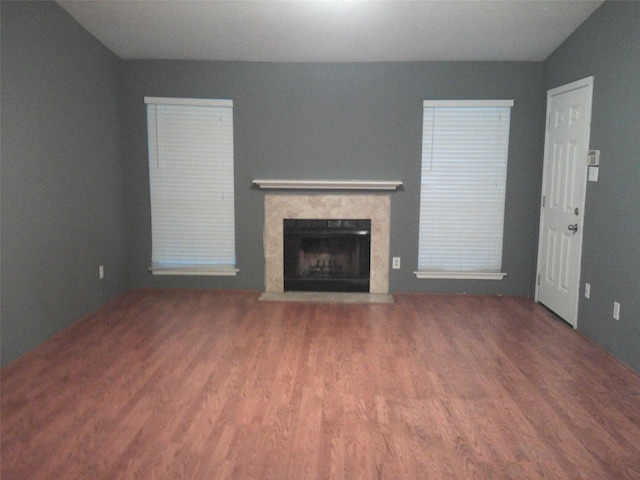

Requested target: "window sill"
[
  {"left": 149, "top": 266, "right": 239, "bottom": 276},
  {"left": 414, "top": 271, "right": 507, "bottom": 280}
]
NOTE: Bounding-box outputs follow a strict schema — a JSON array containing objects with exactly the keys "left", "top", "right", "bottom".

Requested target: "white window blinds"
[
  {"left": 416, "top": 100, "right": 513, "bottom": 279},
  {"left": 145, "top": 97, "right": 237, "bottom": 275}
]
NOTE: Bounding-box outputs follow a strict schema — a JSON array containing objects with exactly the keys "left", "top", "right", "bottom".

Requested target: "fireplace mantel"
[{"left": 253, "top": 179, "right": 402, "bottom": 191}]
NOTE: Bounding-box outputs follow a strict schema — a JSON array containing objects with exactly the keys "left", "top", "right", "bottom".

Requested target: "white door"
[{"left": 536, "top": 77, "right": 593, "bottom": 328}]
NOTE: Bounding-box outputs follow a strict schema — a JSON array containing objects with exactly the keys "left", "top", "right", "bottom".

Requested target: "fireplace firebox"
[{"left": 283, "top": 219, "right": 371, "bottom": 292}]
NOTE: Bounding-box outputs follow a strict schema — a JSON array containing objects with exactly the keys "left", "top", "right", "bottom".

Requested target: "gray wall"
[
  {"left": 544, "top": 1, "right": 640, "bottom": 372},
  {"left": 121, "top": 61, "right": 544, "bottom": 296},
  {"left": 1, "top": 1, "right": 126, "bottom": 365}
]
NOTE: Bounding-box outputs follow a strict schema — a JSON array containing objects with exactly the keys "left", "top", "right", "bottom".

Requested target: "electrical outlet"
[
  {"left": 613, "top": 301, "right": 620, "bottom": 321},
  {"left": 99, "top": 265, "right": 104, "bottom": 280},
  {"left": 584, "top": 283, "right": 590, "bottom": 299},
  {"left": 392, "top": 257, "right": 401, "bottom": 269}
]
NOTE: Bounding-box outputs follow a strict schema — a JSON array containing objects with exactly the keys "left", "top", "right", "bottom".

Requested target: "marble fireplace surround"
[{"left": 263, "top": 194, "right": 392, "bottom": 294}]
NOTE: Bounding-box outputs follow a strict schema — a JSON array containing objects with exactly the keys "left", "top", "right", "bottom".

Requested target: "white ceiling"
[{"left": 56, "top": 0, "right": 604, "bottom": 62}]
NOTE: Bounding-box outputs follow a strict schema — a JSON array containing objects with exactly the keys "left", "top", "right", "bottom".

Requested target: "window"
[
  {"left": 145, "top": 97, "right": 238, "bottom": 276},
  {"left": 416, "top": 100, "right": 513, "bottom": 279}
]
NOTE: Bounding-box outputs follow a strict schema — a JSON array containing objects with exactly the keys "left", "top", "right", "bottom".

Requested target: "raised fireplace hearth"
[{"left": 284, "top": 219, "right": 371, "bottom": 292}]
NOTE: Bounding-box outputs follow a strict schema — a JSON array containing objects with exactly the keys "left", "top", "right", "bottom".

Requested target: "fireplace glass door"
[{"left": 284, "top": 219, "right": 371, "bottom": 292}]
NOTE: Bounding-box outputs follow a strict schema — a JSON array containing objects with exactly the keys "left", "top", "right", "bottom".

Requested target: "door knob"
[{"left": 568, "top": 223, "right": 578, "bottom": 234}]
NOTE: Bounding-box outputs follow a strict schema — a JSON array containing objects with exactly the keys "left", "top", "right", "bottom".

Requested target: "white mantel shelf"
[{"left": 253, "top": 179, "right": 403, "bottom": 191}]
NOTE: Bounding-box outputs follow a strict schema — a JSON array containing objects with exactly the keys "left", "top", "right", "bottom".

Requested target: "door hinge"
[
  {"left": 537, "top": 274, "right": 541, "bottom": 286},
  {"left": 542, "top": 195, "right": 546, "bottom": 208}
]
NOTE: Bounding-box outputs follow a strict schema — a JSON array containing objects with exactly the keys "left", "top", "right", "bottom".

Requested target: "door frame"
[{"left": 535, "top": 76, "right": 594, "bottom": 328}]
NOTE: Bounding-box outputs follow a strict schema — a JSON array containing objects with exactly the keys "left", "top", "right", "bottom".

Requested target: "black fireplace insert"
[{"left": 283, "top": 219, "right": 371, "bottom": 292}]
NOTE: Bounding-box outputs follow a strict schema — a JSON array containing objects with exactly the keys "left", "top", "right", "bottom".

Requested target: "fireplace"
[
  {"left": 284, "top": 219, "right": 371, "bottom": 292},
  {"left": 263, "top": 194, "right": 392, "bottom": 294}
]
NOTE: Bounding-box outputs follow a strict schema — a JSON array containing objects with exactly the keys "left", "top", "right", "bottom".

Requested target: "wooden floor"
[{"left": 2, "top": 290, "right": 640, "bottom": 479}]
